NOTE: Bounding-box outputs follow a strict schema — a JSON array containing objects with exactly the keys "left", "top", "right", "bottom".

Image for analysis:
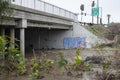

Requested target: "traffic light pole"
[
  {"left": 91, "top": 1, "right": 95, "bottom": 24},
  {"left": 81, "top": 11, "right": 83, "bottom": 24},
  {"left": 97, "top": 0, "right": 99, "bottom": 24},
  {"left": 80, "top": 4, "right": 84, "bottom": 24}
]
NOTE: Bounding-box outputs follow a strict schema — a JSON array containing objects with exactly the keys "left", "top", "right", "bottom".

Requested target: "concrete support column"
[
  {"left": 20, "top": 28, "right": 25, "bottom": 56},
  {"left": 1, "top": 28, "right": 5, "bottom": 37},
  {"left": 10, "top": 28, "right": 15, "bottom": 48},
  {"left": 17, "top": 18, "right": 27, "bottom": 57}
]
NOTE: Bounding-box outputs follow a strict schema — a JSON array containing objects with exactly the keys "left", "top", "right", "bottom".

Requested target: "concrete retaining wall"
[
  {"left": 25, "top": 22, "right": 103, "bottom": 50},
  {"left": 73, "top": 22, "right": 103, "bottom": 48}
]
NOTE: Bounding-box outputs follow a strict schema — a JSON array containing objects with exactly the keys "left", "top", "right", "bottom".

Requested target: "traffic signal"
[
  {"left": 92, "top": 1, "right": 95, "bottom": 7},
  {"left": 80, "top": 4, "right": 84, "bottom": 11}
]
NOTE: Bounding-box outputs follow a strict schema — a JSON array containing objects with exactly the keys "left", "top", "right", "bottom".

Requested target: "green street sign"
[{"left": 92, "top": 7, "right": 99, "bottom": 16}]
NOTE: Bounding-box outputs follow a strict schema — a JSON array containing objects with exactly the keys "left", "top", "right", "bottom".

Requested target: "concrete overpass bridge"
[
  {"left": 0, "top": 0, "right": 103, "bottom": 56},
  {"left": 0, "top": 0, "right": 78, "bottom": 56}
]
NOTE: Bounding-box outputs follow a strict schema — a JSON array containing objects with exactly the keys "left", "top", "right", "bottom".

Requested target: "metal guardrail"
[{"left": 11, "top": 0, "right": 77, "bottom": 20}]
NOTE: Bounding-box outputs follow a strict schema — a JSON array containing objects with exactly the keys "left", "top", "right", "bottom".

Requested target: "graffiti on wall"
[{"left": 63, "top": 37, "right": 86, "bottom": 49}]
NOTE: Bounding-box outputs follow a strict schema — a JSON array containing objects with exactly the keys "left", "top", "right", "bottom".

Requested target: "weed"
[
  {"left": 56, "top": 52, "right": 68, "bottom": 67},
  {"left": 30, "top": 58, "right": 54, "bottom": 80},
  {"left": 85, "top": 63, "right": 91, "bottom": 71},
  {"left": 102, "top": 61, "right": 109, "bottom": 70}
]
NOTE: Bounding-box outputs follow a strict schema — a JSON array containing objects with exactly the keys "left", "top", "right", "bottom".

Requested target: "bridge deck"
[{"left": 11, "top": 0, "right": 78, "bottom": 20}]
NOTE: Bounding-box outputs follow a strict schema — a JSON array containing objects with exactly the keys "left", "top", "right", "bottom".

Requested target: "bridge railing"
[{"left": 11, "top": 0, "right": 77, "bottom": 20}]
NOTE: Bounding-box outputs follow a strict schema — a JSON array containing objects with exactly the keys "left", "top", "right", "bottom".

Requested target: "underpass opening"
[{"left": 25, "top": 27, "right": 73, "bottom": 53}]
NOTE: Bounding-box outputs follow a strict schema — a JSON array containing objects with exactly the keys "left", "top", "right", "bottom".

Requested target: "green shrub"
[
  {"left": 30, "top": 59, "right": 40, "bottom": 80},
  {"left": 0, "top": 36, "right": 26, "bottom": 75},
  {"left": 85, "top": 63, "right": 91, "bottom": 71},
  {"left": 74, "top": 56, "right": 82, "bottom": 64},
  {"left": 56, "top": 52, "right": 68, "bottom": 67},
  {"left": 30, "top": 58, "right": 54, "bottom": 80},
  {"left": 102, "top": 61, "right": 109, "bottom": 70}
]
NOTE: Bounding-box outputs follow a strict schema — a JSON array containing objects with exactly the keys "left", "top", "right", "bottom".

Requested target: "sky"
[{"left": 43, "top": 0, "right": 120, "bottom": 24}]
